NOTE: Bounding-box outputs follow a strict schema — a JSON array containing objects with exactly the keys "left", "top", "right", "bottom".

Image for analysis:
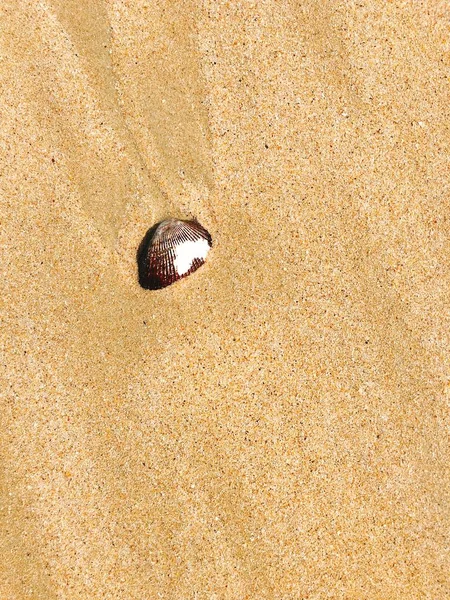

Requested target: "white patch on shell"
[{"left": 173, "top": 238, "right": 210, "bottom": 276}]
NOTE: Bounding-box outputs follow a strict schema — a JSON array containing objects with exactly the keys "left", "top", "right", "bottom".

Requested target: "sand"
[{"left": 1, "top": 0, "right": 449, "bottom": 598}]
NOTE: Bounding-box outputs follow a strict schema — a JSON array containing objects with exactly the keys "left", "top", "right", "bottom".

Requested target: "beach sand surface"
[{"left": 1, "top": 1, "right": 449, "bottom": 598}]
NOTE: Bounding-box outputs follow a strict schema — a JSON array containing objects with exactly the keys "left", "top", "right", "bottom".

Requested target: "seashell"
[{"left": 137, "top": 218, "right": 212, "bottom": 290}]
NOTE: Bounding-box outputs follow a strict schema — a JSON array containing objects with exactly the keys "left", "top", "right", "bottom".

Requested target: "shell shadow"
[{"left": 137, "top": 221, "right": 162, "bottom": 289}]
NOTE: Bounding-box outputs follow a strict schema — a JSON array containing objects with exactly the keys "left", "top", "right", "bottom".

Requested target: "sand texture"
[{"left": 1, "top": 1, "right": 450, "bottom": 598}]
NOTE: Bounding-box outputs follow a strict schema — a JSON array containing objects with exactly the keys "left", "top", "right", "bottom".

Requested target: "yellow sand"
[{"left": 1, "top": 1, "right": 449, "bottom": 598}]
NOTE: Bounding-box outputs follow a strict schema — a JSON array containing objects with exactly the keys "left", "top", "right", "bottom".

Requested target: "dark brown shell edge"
[{"left": 137, "top": 219, "right": 212, "bottom": 290}]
